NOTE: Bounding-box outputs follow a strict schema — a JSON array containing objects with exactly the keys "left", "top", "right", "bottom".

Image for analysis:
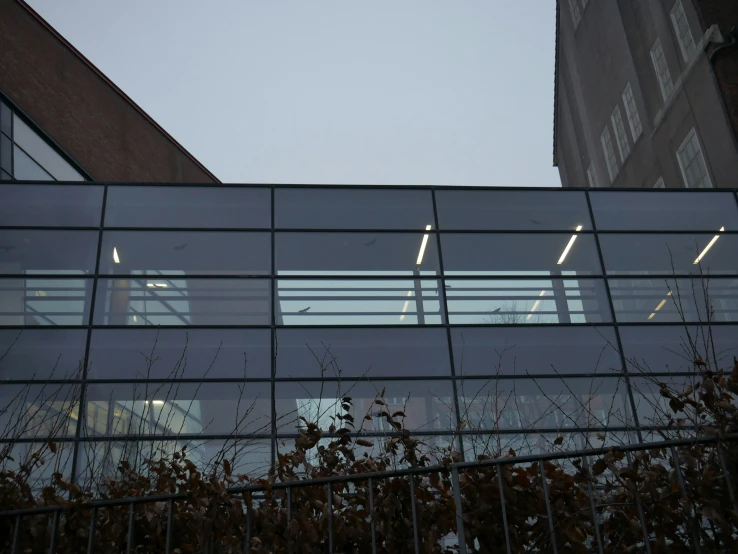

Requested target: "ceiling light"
[
  {"left": 416, "top": 224, "right": 432, "bottom": 265},
  {"left": 557, "top": 225, "right": 584, "bottom": 265},
  {"left": 526, "top": 290, "right": 547, "bottom": 320},
  {"left": 147, "top": 283, "right": 168, "bottom": 288},
  {"left": 151, "top": 400, "right": 164, "bottom": 406},
  {"left": 693, "top": 227, "right": 725, "bottom": 264},
  {"left": 399, "top": 290, "right": 413, "bottom": 321},
  {"left": 113, "top": 247, "right": 120, "bottom": 264},
  {"left": 648, "top": 290, "right": 672, "bottom": 321}
]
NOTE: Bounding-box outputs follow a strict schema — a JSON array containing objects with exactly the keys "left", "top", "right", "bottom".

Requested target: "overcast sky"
[{"left": 28, "top": 0, "right": 560, "bottom": 187}]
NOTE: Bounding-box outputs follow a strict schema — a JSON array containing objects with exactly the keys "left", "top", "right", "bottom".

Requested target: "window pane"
[
  {"left": 94, "top": 278, "right": 271, "bottom": 326},
  {"left": 84, "top": 382, "right": 271, "bottom": 436},
  {"left": 0, "top": 101, "right": 10, "bottom": 136},
  {"left": 441, "top": 233, "right": 601, "bottom": 276},
  {"left": 0, "top": 184, "right": 103, "bottom": 227},
  {"left": 0, "top": 329, "right": 87, "bottom": 380},
  {"left": 435, "top": 190, "right": 591, "bottom": 231},
  {"left": 457, "top": 377, "right": 631, "bottom": 431},
  {"left": 450, "top": 326, "right": 621, "bottom": 376},
  {"left": 275, "top": 187, "right": 434, "bottom": 230},
  {"left": 1, "top": 170, "right": 10, "bottom": 181},
  {"left": 12, "top": 116, "right": 84, "bottom": 181},
  {"left": 600, "top": 233, "right": 738, "bottom": 275},
  {"left": 275, "top": 380, "right": 456, "bottom": 434},
  {"left": 0, "top": 230, "right": 98, "bottom": 274},
  {"left": 276, "top": 232, "right": 439, "bottom": 276},
  {"left": 87, "top": 328, "right": 271, "bottom": 379},
  {"left": 0, "top": 278, "right": 92, "bottom": 325},
  {"left": 276, "top": 327, "right": 450, "bottom": 378},
  {"left": 276, "top": 278, "right": 444, "bottom": 325},
  {"left": 1, "top": 133, "right": 11, "bottom": 171},
  {"left": 445, "top": 278, "right": 611, "bottom": 324},
  {"left": 99, "top": 231, "right": 270, "bottom": 276},
  {"left": 13, "top": 146, "right": 53, "bottom": 181},
  {"left": 619, "top": 325, "right": 738, "bottom": 374},
  {"left": 589, "top": 191, "right": 738, "bottom": 230},
  {"left": 0, "top": 384, "right": 80, "bottom": 438},
  {"left": 105, "top": 186, "right": 271, "bottom": 228},
  {"left": 609, "top": 277, "right": 738, "bottom": 322},
  {"left": 630, "top": 376, "right": 699, "bottom": 427}
]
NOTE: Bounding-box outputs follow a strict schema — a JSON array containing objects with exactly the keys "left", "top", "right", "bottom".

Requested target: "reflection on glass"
[
  {"left": 95, "top": 278, "right": 271, "bottom": 325},
  {"left": 0, "top": 184, "right": 103, "bottom": 227},
  {"left": 13, "top": 145, "right": 53, "bottom": 181},
  {"left": 276, "top": 279, "right": 443, "bottom": 325},
  {"left": 0, "top": 384, "right": 80, "bottom": 438},
  {"left": 0, "top": 329, "right": 86, "bottom": 380},
  {"left": 0, "top": 230, "right": 98, "bottom": 275},
  {"left": 0, "top": 278, "right": 91, "bottom": 326},
  {"left": 445, "top": 278, "right": 610, "bottom": 324},
  {"left": 12, "top": 115, "right": 84, "bottom": 181}
]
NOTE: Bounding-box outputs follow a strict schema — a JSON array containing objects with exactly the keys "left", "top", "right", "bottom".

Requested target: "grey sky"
[{"left": 28, "top": 0, "right": 559, "bottom": 187}]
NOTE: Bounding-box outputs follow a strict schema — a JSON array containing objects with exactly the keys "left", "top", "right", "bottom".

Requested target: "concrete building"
[{"left": 554, "top": 0, "right": 738, "bottom": 189}]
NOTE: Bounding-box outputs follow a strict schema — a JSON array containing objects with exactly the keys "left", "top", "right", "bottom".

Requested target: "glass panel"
[
  {"left": 275, "top": 188, "right": 434, "bottom": 229},
  {"left": 435, "top": 190, "right": 591, "bottom": 231},
  {"left": 589, "top": 191, "right": 738, "bottom": 230},
  {"left": 0, "top": 184, "right": 103, "bottom": 227},
  {"left": 629, "top": 375, "right": 701, "bottom": 428},
  {"left": 457, "top": 377, "right": 631, "bottom": 431},
  {"left": 105, "top": 186, "right": 271, "bottom": 228},
  {"left": 609, "top": 277, "right": 738, "bottom": 323},
  {"left": 450, "top": 326, "right": 621, "bottom": 376},
  {"left": 13, "top": 145, "right": 53, "bottom": 181},
  {"left": 600, "top": 233, "right": 738, "bottom": 275},
  {"left": 12, "top": 116, "right": 84, "bottom": 181},
  {"left": 276, "top": 327, "right": 451, "bottom": 378},
  {"left": 619, "top": 325, "right": 738, "bottom": 374},
  {"left": 0, "top": 329, "right": 87, "bottom": 380},
  {"left": 445, "top": 278, "right": 611, "bottom": 324},
  {"left": 1, "top": 133, "right": 11, "bottom": 171},
  {"left": 94, "top": 278, "right": 271, "bottom": 326},
  {"left": 84, "top": 382, "right": 272, "bottom": 437},
  {"left": 276, "top": 231, "right": 439, "bottom": 276},
  {"left": 1, "top": 170, "right": 10, "bottom": 181},
  {"left": 275, "top": 379, "right": 456, "bottom": 434},
  {"left": 1, "top": 441, "right": 74, "bottom": 487},
  {"left": 441, "top": 233, "right": 601, "bottom": 276},
  {"left": 0, "top": 384, "right": 80, "bottom": 438},
  {"left": 0, "top": 230, "right": 98, "bottom": 274},
  {"left": 462, "top": 431, "right": 626, "bottom": 459},
  {"left": 0, "top": 277, "right": 92, "bottom": 325},
  {"left": 0, "top": 101, "right": 10, "bottom": 136},
  {"left": 276, "top": 278, "right": 444, "bottom": 325},
  {"left": 87, "top": 328, "right": 271, "bottom": 379},
  {"left": 99, "top": 231, "right": 270, "bottom": 276}
]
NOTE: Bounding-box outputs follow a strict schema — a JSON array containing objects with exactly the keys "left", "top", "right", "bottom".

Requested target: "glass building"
[{"left": 1, "top": 182, "right": 737, "bottom": 482}]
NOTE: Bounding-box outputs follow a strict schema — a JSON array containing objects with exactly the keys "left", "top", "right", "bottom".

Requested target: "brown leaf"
[
  {"left": 223, "top": 459, "right": 231, "bottom": 476},
  {"left": 553, "top": 436, "right": 564, "bottom": 445}
]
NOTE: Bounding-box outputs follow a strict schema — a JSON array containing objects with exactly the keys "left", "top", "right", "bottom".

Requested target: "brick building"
[
  {"left": 0, "top": 0, "right": 218, "bottom": 183},
  {"left": 554, "top": 0, "right": 738, "bottom": 189}
]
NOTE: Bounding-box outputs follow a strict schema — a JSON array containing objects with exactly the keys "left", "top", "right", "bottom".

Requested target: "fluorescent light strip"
[
  {"left": 693, "top": 227, "right": 725, "bottom": 265},
  {"left": 113, "top": 247, "right": 120, "bottom": 264},
  {"left": 399, "top": 290, "right": 413, "bottom": 321},
  {"left": 648, "top": 291, "right": 672, "bottom": 321},
  {"left": 526, "top": 290, "right": 547, "bottom": 320},
  {"left": 557, "top": 225, "right": 584, "bottom": 265},
  {"left": 147, "top": 283, "right": 168, "bottom": 288},
  {"left": 416, "top": 224, "right": 432, "bottom": 265}
]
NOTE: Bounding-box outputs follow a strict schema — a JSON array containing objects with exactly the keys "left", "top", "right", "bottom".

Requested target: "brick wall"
[{"left": 0, "top": 0, "right": 218, "bottom": 183}]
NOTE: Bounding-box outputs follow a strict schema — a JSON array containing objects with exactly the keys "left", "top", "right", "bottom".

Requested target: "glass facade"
[{"left": 1, "top": 182, "right": 737, "bottom": 481}]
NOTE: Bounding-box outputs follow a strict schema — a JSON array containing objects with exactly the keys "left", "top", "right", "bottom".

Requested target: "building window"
[
  {"left": 621, "top": 83, "right": 642, "bottom": 141},
  {"left": 653, "top": 177, "right": 665, "bottom": 188},
  {"left": 671, "top": 0, "right": 696, "bottom": 62},
  {"left": 676, "top": 128, "right": 712, "bottom": 188},
  {"left": 611, "top": 106, "right": 631, "bottom": 162},
  {"left": 568, "top": 0, "right": 581, "bottom": 28},
  {"left": 586, "top": 163, "right": 598, "bottom": 188},
  {"left": 600, "top": 127, "right": 618, "bottom": 183},
  {"left": 651, "top": 38, "right": 674, "bottom": 101}
]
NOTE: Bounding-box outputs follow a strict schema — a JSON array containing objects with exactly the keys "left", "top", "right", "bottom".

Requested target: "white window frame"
[
  {"left": 621, "top": 82, "right": 642, "bottom": 141},
  {"left": 610, "top": 106, "right": 631, "bottom": 162},
  {"left": 568, "top": 0, "right": 582, "bottom": 28},
  {"left": 650, "top": 38, "right": 674, "bottom": 101},
  {"left": 600, "top": 126, "right": 618, "bottom": 183},
  {"left": 586, "top": 163, "right": 598, "bottom": 188},
  {"left": 653, "top": 177, "right": 665, "bottom": 188},
  {"left": 676, "top": 128, "right": 713, "bottom": 188},
  {"left": 670, "top": 0, "right": 696, "bottom": 62}
]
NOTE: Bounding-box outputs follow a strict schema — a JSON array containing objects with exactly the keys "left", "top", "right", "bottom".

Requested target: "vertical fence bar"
[
  {"left": 244, "top": 493, "right": 252, "bottom": 552},
  {"left": 11, "top": 514, "right": 20, "bottom": 554},
  {"left": 539, "top": 460, "right": 558, "bottom": 554},
  {"left": 497, "top": 468, "right": 513, "bottom": 554},
  {"left": 47, "top": 511, "right": 60, "bottom": 554},
  {"left": 582, "top": 457, "right": 604, "bottom": 554},
  {"left": 409, "top": 475, "right": 420, "bottom": 554},
  {"left": 164, "top": 499, "right": 173, "bottom": 554},
  {"left": 126, "top": 503, "right": 135, "bottom": 554},
  {"left": 286, "top": 486, "right": 292, "bottom": 522},
  {"left": 670, "top": 447, "right": 702, "bottom": 553},
  {"left": 327, "top": 483, "right": 334, "bottom": 554},
  {"left": 626, "top": 452, "right": 652, "bottom": 554},
  {"left": 368, "top": 477, "right": 377, "bottom": 554},
  {"left": 86, "top": 507, "right": 97, "bottom": 554},
  {"left": 451, "top": 467, "right": 468, "bottom": 554}
]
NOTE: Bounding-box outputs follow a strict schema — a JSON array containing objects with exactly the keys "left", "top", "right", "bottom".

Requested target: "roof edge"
[
  {"left": 552, "top": 0, "right": 560, "bottom": 168},
  {"left": 17, "top": 0, "right": 221, "bottom": 183}
]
